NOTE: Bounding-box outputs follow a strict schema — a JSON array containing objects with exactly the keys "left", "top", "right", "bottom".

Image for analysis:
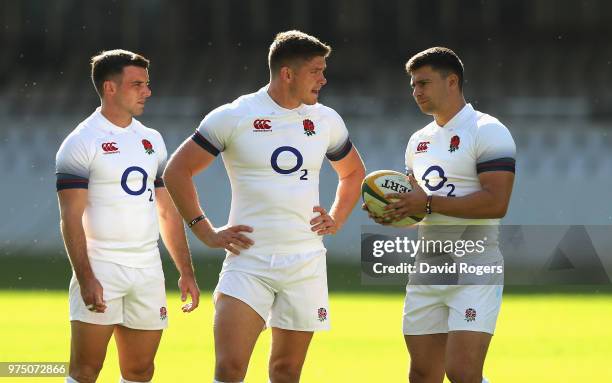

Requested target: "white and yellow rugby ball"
[{"left": 361, "top": 170, "right": 425, "bottom": 226}]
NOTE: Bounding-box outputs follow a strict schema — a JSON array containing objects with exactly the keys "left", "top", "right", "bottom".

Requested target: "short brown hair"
[
  {"left": 268, "top": 30, "right": 331, "bottom": 75},
  {"left": 405, "top": 47, "right": 464, "bottom": 90},
  {"left": 90, "top": 49, "right": 149, "bottom": 98}
]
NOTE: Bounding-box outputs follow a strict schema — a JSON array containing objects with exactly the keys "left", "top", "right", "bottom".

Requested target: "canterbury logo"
[
  {"left": 253, "top": 119, "right": 272, "bottom": 130},
  {"left": 101, "top": 142, "right": 119, "bottom": 152},
  {"left": 416, "top": 141, "right": 430, "bottom": 152}
]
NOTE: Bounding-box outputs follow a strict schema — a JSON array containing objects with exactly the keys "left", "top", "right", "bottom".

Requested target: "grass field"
[{"left": 1, "top": 291, "right": 611, "bottom": 382}]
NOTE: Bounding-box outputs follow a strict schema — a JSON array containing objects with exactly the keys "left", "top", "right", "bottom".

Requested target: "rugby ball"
[{"left": 361, "top": 170, "right": 425, "bottom": 226}]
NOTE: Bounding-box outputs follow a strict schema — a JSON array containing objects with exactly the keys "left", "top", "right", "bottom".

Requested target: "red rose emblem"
[
  {"left": 142, "top": 139, "right": 155, "bottom": 154},
  {"left": 317, "top": 307, "right": 327, "bottom": 322},
  {"left": 449, "top": 135, "right": 460, "bottom": 152},
  {"left": 303, "top": 119, "right": 316, "bottom": 136},
  {"left": 464, "top": 308, "right": 476, "bottom": 322}
]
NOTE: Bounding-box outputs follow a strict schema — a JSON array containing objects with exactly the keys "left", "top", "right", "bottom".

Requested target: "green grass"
[{"left": 1, "top": 291, "right": 611, "bottom": 382}]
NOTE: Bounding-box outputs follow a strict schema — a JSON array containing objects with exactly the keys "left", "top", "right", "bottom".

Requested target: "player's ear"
[
  {"left": 102, "top": 79, "right": 117, "bottom": 96},
  {"left": 279, "top": 66, "right": 292, "bottom": 82},
  {"left": 447, "top": 73, "right": 459, "bottom": 90}
]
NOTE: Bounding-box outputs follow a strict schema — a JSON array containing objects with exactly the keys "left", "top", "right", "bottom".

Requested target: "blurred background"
[
  {"left": 2, "top": 2, "right": 612, "bottom": 382},
  {"left": 1, "top": 0, "right": 612, "bottom": 288}
]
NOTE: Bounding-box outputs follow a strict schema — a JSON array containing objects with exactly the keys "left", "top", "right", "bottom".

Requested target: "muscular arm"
[
  {"left": 57, "top": 189, "right": 106, "bottom": 312},
  {"left": 58, "top": 189, "right": 91, "bottom": 280},
  {"left": 386, "top": 171, "right": 515, "bottom": 220},
  {"left": 163, "top": 138, "right": 253, "bottom": 254},
  {"left": 156, "top": 187, "right": 195, "bottom": 275},
  {"left": 311, "top": 147, "right": 366, "bottom": 235},
  {"left": 430, "top": 171, "right": 514, "bottom": 218},
  {"left": 163, "top": 139, "right": 214, "bottom": 227},
  {"left": 328, "top": 147, "right": 366, "bottom": 227},
  {"left": 155, "top": 186, "right": 200, "bottom": 311}
]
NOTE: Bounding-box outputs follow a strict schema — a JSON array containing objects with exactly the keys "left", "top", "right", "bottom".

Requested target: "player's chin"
[
  {"left": 132, "top": 105, "right": 146, "bottom": 116},
  {"left": 418, "top": 105, "right": 434, "bottom": 115},
  {"left": 304, "top": 92, "right": 319, "bottom": 105}
]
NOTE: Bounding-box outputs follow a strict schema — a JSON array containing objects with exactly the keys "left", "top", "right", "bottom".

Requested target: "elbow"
[
  {"left": 355, "top": 165, "right": 366, "bottom": 183},
  {"left": 353, "top": 162, "right": 367, "bottom": 182},
  {"left": 162, "top": 160, "right": 177, "bottom": 189},
  {"left": 489, "top": 203, "right": 509, "bottom": 219},
  {"left": 338, "top": 164, "right": 366, "bottom": 184}
]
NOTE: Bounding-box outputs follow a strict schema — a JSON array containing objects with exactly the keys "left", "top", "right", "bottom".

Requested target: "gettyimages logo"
[{"left": 361, "top": 225, "right": 612, "bottom": 286}]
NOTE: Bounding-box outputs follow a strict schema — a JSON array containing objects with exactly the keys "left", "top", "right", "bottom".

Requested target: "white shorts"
[
  {"left": 69, "top": 259, "right": 168, "bottom": 330},
  {"left": 214, "top": 249, "right": 330, "bottom": 331},
  {"left": 403, "top": 284, "right": 503, "bottom": 335}
]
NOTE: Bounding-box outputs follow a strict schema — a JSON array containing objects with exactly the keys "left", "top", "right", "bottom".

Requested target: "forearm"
[
  {"left": 431, "top": 189, "right": 508, "bottom": 219},
  {"left": 163, "top": 163, "right": 216, "bottom": 245},
  {"left": 60, "top": 216, "right": 94, "bottom": 282},
  {"left": 163, "top": 164, "right": 206, "bottom": 223},
  {"left": 329, "top": 171, "right": 363, "bottom": 228},
  {"left": 158, "top": 207, "right": 195, "bottom": 276}
]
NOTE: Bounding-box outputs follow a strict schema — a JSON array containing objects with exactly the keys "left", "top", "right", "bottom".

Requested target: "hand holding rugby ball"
[{"left": 361, "top": 170, "right": 425, "bottom": 226}]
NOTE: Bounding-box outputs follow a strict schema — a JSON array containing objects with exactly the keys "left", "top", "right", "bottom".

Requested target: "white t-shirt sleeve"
[
  {"left": 55, "top": 132, "right": 92, "bottom": 190},
  {"left": 325, "top": 109, "right": 352, "bottom": 161},
  {"left": 405, "top": 134, "right": 416, "bottom": 175},
  {"left": 192, "top": 104, "right": 238, "bottom": 156},
  {"left": 475, "top": 121, "right": 516, "bottom": 174}
]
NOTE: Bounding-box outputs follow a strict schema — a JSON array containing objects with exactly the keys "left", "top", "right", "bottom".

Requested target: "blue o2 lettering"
[
  {"left": 421, "top": 165, "right": 447, "bottom": 191},
  {"left": 270, "top": 146, "right": 305, "bottom": 176},
  {"left": 422, "top": 165, "right": 456, "bottom": 197},
  {"left": 121, "top": 166, "right": 148, "bottom": 195}
]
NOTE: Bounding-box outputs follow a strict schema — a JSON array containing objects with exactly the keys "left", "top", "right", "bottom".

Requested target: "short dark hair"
[
  {"left": 90, "top": 49, "right": 149, "bottom": 98},
  {"left": 405, "top": 47, "right": 464, "bottom": 90},
  {"left": 268, "top": 30, "right": 331, "bottom": 75}
]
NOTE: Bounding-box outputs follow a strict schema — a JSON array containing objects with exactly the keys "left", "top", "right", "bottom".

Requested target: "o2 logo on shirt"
[
  {"left": 121, "top": 166, "right": 153, "bottom": 201},
  {"left": 270, "top": 146, "right": 308, "bottom": 180},
  {"left": 422, "top": 165, "right": 456, "bottom": 197}
]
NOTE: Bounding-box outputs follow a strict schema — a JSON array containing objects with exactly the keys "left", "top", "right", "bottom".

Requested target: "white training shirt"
[
  {"left": 193, "top": 86, "right": 352, "bottom": 256},
  {"left": 56, "top": 107, "right": 167, "bottom": 268},
  {"left": 405, "top": 103, "right": 516, "bottom": 262}
]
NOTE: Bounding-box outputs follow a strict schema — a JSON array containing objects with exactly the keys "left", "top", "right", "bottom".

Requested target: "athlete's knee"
[
  {"left": 69, "top": 362, "right": 103, "bottom": 383},
  {"left": 215, "top": 356, "right": 247, "bottom": 382},
  {"left": 409, "top": 365, "right": 441, "bottom": 383},
  {"left": 121, "top": 362, "right": 154, "bottom": 382},
  {"left": 445, "top": 366, "right": 482, "bottom": 383},
  {"left": 269, "top": 357, "right": 303, "bottom": 383}
]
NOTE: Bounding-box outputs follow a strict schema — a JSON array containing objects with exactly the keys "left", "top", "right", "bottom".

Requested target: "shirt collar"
[
  {"left": 93, "top": 107, "right": 134, "bottom": 133},
  {"left": 434, "top": 103, "right": 475, "bottom": 130},
  {"left": 258, "top": 85, "right": 308, "bottom": 115}
]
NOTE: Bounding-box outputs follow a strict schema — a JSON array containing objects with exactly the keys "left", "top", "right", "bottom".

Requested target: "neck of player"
[
  {"left": 100, "top": 102, "right": 133, "bottom": 128},
  {"left": 433, "top": 97, "right": 466, "bottom": 127},
  {"left": 267, "top": 80, "right": 302, "bottom": 110}
]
